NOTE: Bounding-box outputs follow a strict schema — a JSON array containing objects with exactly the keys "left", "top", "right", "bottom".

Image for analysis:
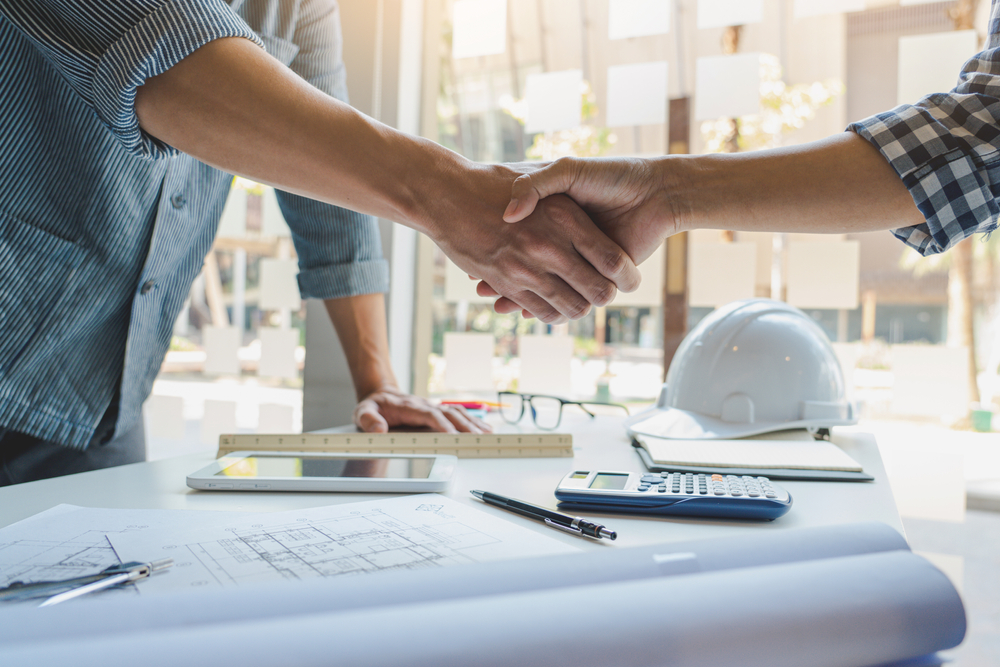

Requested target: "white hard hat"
[{"left": 625, "top": 298, "right": 857, "bottom": 439}]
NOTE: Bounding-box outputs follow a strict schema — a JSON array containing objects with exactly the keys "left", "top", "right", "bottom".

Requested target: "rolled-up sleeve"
[
  {"left": 270, "top": 0, "right": 389, "bottom": 299},
  {"left": 848, "top": 14, "right": 1000, "bottom": 256},
  {"left": 0, "top": 0, "right": 263, "bottom": 159},
  {"left": 282, "top": 194, "right": 389, "bottom": 299}
]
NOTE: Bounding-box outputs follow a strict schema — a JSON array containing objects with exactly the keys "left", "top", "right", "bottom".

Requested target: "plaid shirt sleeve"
[{"left": 848, "top": 4, "right": 1000, "bottom": 256}]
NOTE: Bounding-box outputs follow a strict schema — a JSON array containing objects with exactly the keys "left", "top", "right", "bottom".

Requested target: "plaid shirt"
[{"left": 849, "top": 1, "right": 1000, "bottom": 256}]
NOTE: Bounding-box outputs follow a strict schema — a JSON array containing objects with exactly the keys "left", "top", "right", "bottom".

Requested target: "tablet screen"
[{"left": 217, "top": 456, "right": 434, "bottom": 479}]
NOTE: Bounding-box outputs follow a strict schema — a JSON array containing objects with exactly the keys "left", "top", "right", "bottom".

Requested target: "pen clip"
[{"left": 544, "top": 518, "right": 583, "bottom": 535}]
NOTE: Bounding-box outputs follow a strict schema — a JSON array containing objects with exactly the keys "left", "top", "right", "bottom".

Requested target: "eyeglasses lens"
[
  {"left": 529, "top": 396, "right": 562, "bottom": 429},
  {"left": 499, "top": 393, "right": 524, "bottom": 423}
]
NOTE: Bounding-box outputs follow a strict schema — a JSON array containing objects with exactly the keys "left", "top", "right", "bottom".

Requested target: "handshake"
[
  {"left": 443, "top": 131, "right": 922, "bottom": 323},
  {"left": 436, "top": 156, "right": 680, "bottom": 324}
]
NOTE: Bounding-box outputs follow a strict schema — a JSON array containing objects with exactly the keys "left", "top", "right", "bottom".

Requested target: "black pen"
[{"left": 470, "top": 490, "right": 617, "bottom": 540}]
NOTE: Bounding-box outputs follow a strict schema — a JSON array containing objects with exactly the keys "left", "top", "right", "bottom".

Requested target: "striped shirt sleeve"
[
  {"left": 0, "top": 0, "right": 263, "bottom": 158},
  {"left": 254, "top": 0, "right": 389, "bottom": 298},
  {"left": 848, "top": 7, "right": 1000, "bottom": 256}
]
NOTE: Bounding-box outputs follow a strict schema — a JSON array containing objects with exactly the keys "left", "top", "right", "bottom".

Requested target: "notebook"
[{"left": 633, "top": 434, "right": 873, "bottom": 482}]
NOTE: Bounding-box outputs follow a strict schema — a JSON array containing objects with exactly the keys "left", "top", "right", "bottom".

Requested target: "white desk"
[{"left": 0, "top": 415, "right": 903, "bottom": 547}]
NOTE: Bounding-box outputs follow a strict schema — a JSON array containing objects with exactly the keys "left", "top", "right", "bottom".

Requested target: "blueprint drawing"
[
  {"left": 0, "top": 505, "right": 250, "bottom": 603},
  {"left": 110, "top": 494, "right": 577, "bottom": 595}
]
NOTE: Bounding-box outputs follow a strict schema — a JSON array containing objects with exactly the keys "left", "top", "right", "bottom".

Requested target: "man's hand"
[
  {"left": 324, "top": 294, "right": 490, "bottom": 434},
  {"left": 429, "top": 168, "right": 643, "bottom": 322},
  {"left": 478, "top": 157, "right": 679, "bottom": 315},
  {"left": 354, "top": 386, "right": 491, "bottom": 434},
  {"left": 505, "top": 156, "right": 679, "bottom": 263}
]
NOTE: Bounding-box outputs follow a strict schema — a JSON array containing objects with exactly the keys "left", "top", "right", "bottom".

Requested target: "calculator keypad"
[{"left": 634, "top": 473, "right": 781, "bottom": 500}]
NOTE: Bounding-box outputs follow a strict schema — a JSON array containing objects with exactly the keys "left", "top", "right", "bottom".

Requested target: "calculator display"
[{"left": 589, "top": 473, "right": 628, "bottom": 490}]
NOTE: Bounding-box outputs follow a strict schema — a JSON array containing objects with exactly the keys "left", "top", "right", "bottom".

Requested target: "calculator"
[{"left": 554, "top": 470, "right": 793, "bottom": 521}]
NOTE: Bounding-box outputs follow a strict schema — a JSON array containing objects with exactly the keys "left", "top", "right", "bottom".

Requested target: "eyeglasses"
[{"left": 497, "top": 391, "right": 630, "bottom": 430}]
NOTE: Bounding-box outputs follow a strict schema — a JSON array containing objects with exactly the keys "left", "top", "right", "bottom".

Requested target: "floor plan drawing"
[
  {"left": 0, "top": 506, "right": 249, "bottom": 602},
  {"left": 110, "top": 494, "right": 578, "bottom": 595},
  {"left": 187, "top": 508, "right": 499, "bottom": 587}
]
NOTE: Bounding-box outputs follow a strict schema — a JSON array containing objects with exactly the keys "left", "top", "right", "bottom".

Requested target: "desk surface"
[{"left": 0, "top": 416, "right": 903, "bottom": 547}]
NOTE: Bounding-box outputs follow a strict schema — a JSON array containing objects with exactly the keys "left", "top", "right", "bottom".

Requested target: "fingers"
[
  {"left": 480, "top": 275, "right": 576, "bottom": 323},
  {"left": 504, "top": 159, "right": 580, "bottom": 223},
  {"left": 476, "top": 281, "right": 499, "bottom": 298},
  {"left": 538, "top": 197, "right": 637, "bottom": 303},
  {"left": 404, "top": 406, "right": 459, "bottom": 433},
  {"left": 440, "top": 404, "right": 492, "bottom": 433},
  {"left": 506, "top": 286, "right": 574, "bottom": 323},
  {"left": 358, "top": 391, "right": 495, "bottom": 434},
  {"left": 354, "top": 400, "right": 390, "bottom": 433},
  {"left": 478, "top": 284, "right": 540, "bottom": 320},
  {"left": 571, "top": 226, "right": 642, "bottom": 294}
]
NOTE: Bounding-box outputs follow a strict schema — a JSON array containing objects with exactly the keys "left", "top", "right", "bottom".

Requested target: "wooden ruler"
[{"left": 217, "top": 432, "right": 574, "bottom": 459}]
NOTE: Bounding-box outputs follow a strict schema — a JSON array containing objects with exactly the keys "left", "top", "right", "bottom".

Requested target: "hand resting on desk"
[{"left": 354, "top": 386, "right": 492, "bottom": 434}]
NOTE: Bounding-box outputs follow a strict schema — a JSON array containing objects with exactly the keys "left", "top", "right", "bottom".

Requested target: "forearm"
[
  {"left": 669, "top": 132, "right": 923, "bottom": 235},
  {"left": 323, "top": 293, "right": 396, "bottom": 400},
  {"left": 135, "top": 37, "right": 505, "bottom": 234},
  {"left": 137, "top": 36, "right": 641, "bottom": 322}
]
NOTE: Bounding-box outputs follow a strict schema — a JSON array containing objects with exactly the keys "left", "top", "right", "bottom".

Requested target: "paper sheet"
[
  {"left": 606, "top": 61, "right": 669, "bottom": 127},
  {"left": 201, "top": 399, "right": 237, "bottom": 446},
  {"left": 109, "top": 495, "right": 577, "bottom": 596},
  {"left": 0, "top": 524, "right": 966, "bottom": 667},
  {"left": 258, "top": 327, "right": 299, "bottom": 379},
  {"left": 518, "top": 335, "right": 573, "bottom": 396},
  {"left": 261, "top": 187, "right": 291, "bottom": 238},
  {"left": 694, "top": 53, "right": 761, "bottom": 121},
  {"left": 144, "top": 395, "right": 185, "bottom": 440},
  {"left": 216, "top": 188, "right": 247, "bottom": 238},
  {"left": 257, "top": 403, "right": 294, "bottom": 434},
  {"left": 452, "top": 0, "right": 507, "bottom": 59},
  {"left": 688, "top": 241, "right": 756, "bottom": 307},
  {"left": 203, "top": 326, "right": 241, "bottom": 376},
  {"left": 697, "top": 0, "right": 763, "bottom": 29},
  {"left": 525, "top": 70, "right": 583, "bottom": 134},
  {"left": 259, "top": 258, "right": 301, "bottom": 311},
  {"left": 891, "top": 345, "right": 970, "bottom": 420},
  {"left": 898, "top": 31, "right": 978, "bottom": 105},
  {"left": 443, "top": 332, "right": 494, "bottom": 391},
  {"left": 0, "top": 506, "right": 249, "bottom": 603},
  {"left": 608, "top": 0, "right": 670, "bottom": 40},
  {"left": 786, "top": 240, "right": 860, "bottom": 310},
  {"left": 638, "top": 436, "right": 865, "bottom": 472}
]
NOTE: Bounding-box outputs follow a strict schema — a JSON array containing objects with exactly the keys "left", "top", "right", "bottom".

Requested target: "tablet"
[{"left": 186, "top": 451, "right": 457, "bottom": 493}]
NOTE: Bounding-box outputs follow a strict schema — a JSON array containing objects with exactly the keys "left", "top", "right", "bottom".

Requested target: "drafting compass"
[{"left": 0, "top": 559, "right": 173, "bottom": 607}]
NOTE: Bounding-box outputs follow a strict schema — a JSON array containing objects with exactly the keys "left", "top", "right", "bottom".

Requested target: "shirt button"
[
  {"left": 170, "top": 192, "right": 186, "bottom": 209},
  {"left": 140, "top": 280, "right": 156, "bottom": 295}
]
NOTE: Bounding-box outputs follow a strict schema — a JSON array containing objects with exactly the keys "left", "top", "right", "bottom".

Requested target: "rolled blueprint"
[
  {"left": 0, "top": 521, "right": 908, "bottom": 645},
  {"left": 0, "top": 523, "right": 964, "bottom": 667},
  {"left": 0, "top": 550, "right": 963, "bottom": 667}
]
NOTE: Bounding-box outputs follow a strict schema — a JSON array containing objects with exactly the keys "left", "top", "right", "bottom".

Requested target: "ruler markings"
[{"left": 217, "top": 432, "right": 572, "bottom": 459}]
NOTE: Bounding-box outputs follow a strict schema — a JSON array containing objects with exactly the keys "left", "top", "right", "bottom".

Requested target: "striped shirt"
[
  {"left": 0, "top": 0, "right": 388, "bottom": 449},
  {"left": 849, "top": 0, "right": 1000, "bottom": 256}
]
